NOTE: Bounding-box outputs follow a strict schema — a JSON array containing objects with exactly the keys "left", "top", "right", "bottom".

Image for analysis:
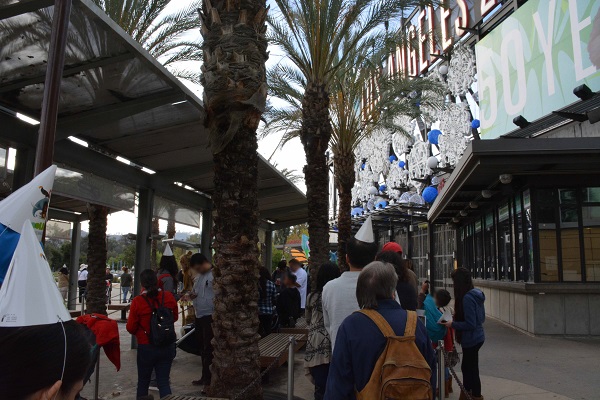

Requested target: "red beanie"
[{"left": 382, "top": 242, "right": 403, "bottom": 254}]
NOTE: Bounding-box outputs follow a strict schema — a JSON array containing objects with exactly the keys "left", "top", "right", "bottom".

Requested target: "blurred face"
[
  {"left": 106, "top": 268, "right": 110, "bottom": 274},
  {"left": 289, "top": 262, "right": 300, "bottom": 272},
  {"left": 422, "top": 282, "right": 430, "bottom": 293},
  {"left": 192, "top": 261, "right": 211, "bottom": 274}
]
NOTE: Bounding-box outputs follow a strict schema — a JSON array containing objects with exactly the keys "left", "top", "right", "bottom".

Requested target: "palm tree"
[
  {"left": 199, "top": 0, "right": 268, "bottom": 397},
  {"left": 267, "top": 43, "right": 443, "bottom": 270},
  {"left": 85, "top": 204, "right": 110, "bottom": 314},
  {"left": 267, "top": 0, "right": 432, "bottom": 281},
  {"left": 92, "top": 0, "right": 203, "bottom": 84}
]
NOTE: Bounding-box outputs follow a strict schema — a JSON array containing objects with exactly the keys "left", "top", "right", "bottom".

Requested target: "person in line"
[
  {"left": 158, "top": 245, "right": 179, "bottom": 299},
  {"left": 127, "top": 269, "right": 178, "bottom": 399},
  {"left": 322, "top": 217, "right": 378, "bottom": 352},
  {"left": 277, "top": 271, "right": 301, "bottom": 327},
  {"left": 442, "top": 268, "right": 485, "bottom": 400},
  {"left": 258, "top": 267, "right": 277, "bottom": 337},
  {"left": 425, "top": 289, "right": 455, "bottom": 397},
  {"left": 190, "top": 253, "right": 214, "bottom": 387},
  {"left": 417, "top": 279, "right": 430, "bottom": 309},
  {"left": 272, "top": 259, "right": 287, "bottom": 292},
  {"left": 289, "top": 258, "right": 307, "bottom": 311},
  {"left": 324, "top": 262, "right": 436, "bottom": 399},
  {"left": 58, "top": 266, "right": 69, "bottom": 302},
  {"left": 77, "top": 264, "right": 88, "bottom": 303},
  {"left": 381, "top": 241, "right": 419, "bottom": 293},
  {"left": 105, "top": 268, "right": 114, "bottom": 304},
  {"left": 375, "top": 251, "right": 417, "bottom": 311},
  {"left": 120, "top": 267, "right": 133, "bottom": 303},
  {"left": 304, "top": 262, "right": 340, "bottom": 400}
]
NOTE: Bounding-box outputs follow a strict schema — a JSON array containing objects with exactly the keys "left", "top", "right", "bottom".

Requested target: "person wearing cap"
[
  {"left": 289, "top": 258, "right": 307, "bottom": 310},
  {"left": 381, "top": 241, "right": 419, "bottom": 294},
  {"left": 322, "top": 217, "right": 379, "bottom": 352},
  {"left": 0, "top": 221, "right": 94, "bottom": 400},
  {"left": 77, "top": 264, "right": 88, "bottom": 303},
  {"left": 277, "top": 270, "right": 302, "bottom": 327}
]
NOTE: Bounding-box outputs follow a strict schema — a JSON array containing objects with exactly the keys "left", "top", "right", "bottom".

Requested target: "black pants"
[
  {"left": 461, "top": 341, "right": 483, "bottom": 397},
  {"left": 195, "top": 315, "right": 214, "bottom": 381},
  {"left": 258, "top": 314, "right": 273, "bottom": 338},
  {"left": 136, "top": 343, "right": 176, "bottom": 398},
  {"left": 310, "top": 363, "right": 330, "bottom": 400},
  {"left": 78, "top": 281, "right": 87, "bottom": 302}
]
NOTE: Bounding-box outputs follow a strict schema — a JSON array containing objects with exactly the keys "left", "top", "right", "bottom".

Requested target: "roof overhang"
[{"left": 428, "top": 138, "right": 600, "bottom": 223}]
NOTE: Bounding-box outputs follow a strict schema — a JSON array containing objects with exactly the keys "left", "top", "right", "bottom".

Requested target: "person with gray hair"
[{"left": 324, "top": 261, "right": 436, "bottom": 399}]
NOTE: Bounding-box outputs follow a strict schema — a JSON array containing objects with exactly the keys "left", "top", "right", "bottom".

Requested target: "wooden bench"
[
  {"left": 279, "top": 317, "right": 309, "bottom": 336},
  {"left": 107, "top": 304, "right": 130, "bottom": 320},
  {"left": 258, "top": 333, "right": 306, "bottom": 369}
]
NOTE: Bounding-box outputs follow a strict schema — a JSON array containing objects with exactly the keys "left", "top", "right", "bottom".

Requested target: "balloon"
[
  {"left": 389, "top": 155, "right": 397, "bottom": 163},
  {"left": 379, "top": 184, "right": 387, "bottom": 192},
  {"left": 376, "top": 200, "right": 388, "bottom": 209},
  {"left": 360, "top": 163, "right": 366, "bottom": 170},
  {"left": 368, "top": 186, "right": 378, "bottom": 195},
  {"left": 398, "top": 161, "right": 406, "bottom": 168},
  {"left": 427, "top": 156, "right": 439, "bottom": 169},
  {"left": 428, "top": 129, "right": 442, "bottom": 145},
  {"left": 438, "top": 64, "right": 449, "bottom": 75},
  {"left": 423, "top": 186, "right": 438, "bottom": 203},
  {"left": 471, "top": 119, "right": 481, "bottom": 129}
]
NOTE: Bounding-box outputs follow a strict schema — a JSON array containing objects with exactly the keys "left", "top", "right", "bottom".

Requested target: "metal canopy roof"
[
  {"left": 428, "top": 138, "right": 600, "bottom": 224},
  {"left": 0, "top": 0, "right": 307, "bottom": 227}
]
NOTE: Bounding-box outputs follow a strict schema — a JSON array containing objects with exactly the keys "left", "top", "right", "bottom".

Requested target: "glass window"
[
  {"left": 538, "top": 189, "right": 559, "bottom": 282},
  {"left": 484, "top": 212, "right": 496, "bottom": 280},
  {"left": 498, "top": 202, "right": 513, "bottom": 281},
  {"left": 582, "top": 187, "right": 600, "bottom": 203},
  {"left": 475, "top": 220, "right": 483, "bottom": 279},
  {"left": 513, "top": 194, "right": 526, "bottom": 281},
  {"left": 582, "top": 206, "right": 600, "bottom": 282},
  {"left": 523, "top": 190, "right": 534, "bottom": 282}
]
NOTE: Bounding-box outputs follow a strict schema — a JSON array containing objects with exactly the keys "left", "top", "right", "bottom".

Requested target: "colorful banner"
[{"left": 476, "top": 0, "right": 600, "bottom": 139}]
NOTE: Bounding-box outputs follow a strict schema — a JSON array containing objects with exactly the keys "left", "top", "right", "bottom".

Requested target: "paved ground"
[{"left": 78, "top": 311, "right": 600, "bottom": 400}]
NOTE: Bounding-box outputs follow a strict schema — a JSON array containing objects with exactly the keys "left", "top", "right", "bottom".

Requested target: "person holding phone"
[{"left": 190, "top": 253, "right": 214, "bottom": 388}]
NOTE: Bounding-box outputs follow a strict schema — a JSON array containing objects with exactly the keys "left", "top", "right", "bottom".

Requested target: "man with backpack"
[{"left": 325, "top": 261, "right": 436, "bottom": 400}]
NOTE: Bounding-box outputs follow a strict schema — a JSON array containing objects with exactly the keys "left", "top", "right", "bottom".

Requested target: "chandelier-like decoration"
[
  {"left": 439, "top": 102, "right": 472, "bottom": 137},
  {"left": 447, "top": 43, "right": 477, "bottom": 97},
  {"left": 406, "top": 141, "right": 431, "bottom": 181}
]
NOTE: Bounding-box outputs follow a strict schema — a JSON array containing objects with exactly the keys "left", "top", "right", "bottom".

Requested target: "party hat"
[
  {"left": 354, "top": 216, "right": 374, "bottom": 243},
  {"left": 0, "top": 220, "right": 70, "bottom": 327},
  {"left": 163, "top": 243, "right": 173, "bottom": 257}
]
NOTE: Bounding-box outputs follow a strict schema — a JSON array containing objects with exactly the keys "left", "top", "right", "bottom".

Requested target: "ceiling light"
[
  {"left": 16, "top": 112, "right": 40, "bottom": 125},
  {"left": 499, "top": 174, "right": 513, "bottom": 184},
  {"left": 452, "top": 217, "right": 459, "bottom": 223},
  {"left": 460, "top": 210, "right": 468, "bottom": 216},
  {"left": 469, "top": 201, "right": 478, "bottom": 209},
  {"left": 481, "top": 189, "right": 492, "bottom": 198}
]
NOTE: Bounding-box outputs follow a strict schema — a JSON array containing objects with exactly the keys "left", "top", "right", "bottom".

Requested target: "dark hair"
[
  {"left": 277, "top": 259, "right": 287, "bottom": 270},
  {"left": 141, "top": 269, "right": 159, "bottom": 298},
  {"left": 59, "top": 267, "right": 69, "bottom": 275},
  {"left": 376, "top": 251, "right": 408, "bottom": 282},
  {"left": 159, "top": 254, "right": 179, "bottom": 283},
  {"left": 0, "top": 321, "right": 93, "bottom": 399},
  {"left": 356, "top": 262, "right": 398, "bottom": 309},
  {"left": 452, "top": 268, "right": 474, "bottom": 323},
  {"left": 316, "top": 262, "right": 340, "bottom": 292},
  {"left": 191, "top": 252, "right": 209, "bottom": 266},
  {"left": 289, "top": 258, "right": 301, "bottom": 267},
  {"left": 285, "top": 270, "right": 297, "bottom": 283},
  {"left": 346, "top": 237, "right": 378, "bottom": 269},
  {"left": 435, "top": 289, "right": 452, "bottom": 308},
  {"left": 259, "top": 267, "right": 271, "bottom": 299}
]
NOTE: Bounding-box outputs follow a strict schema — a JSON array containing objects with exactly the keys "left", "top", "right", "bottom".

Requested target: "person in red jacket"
[{"left": 127, "top": 269, "right": 179, "bottom": 399}]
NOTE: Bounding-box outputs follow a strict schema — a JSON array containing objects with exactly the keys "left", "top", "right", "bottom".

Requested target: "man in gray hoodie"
[{"left": 190, "top": 253, "right": 214, "bottom": 387}]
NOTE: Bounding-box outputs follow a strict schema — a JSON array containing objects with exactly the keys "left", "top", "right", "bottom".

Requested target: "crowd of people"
[{"left": 0, "top": 215, "right": 486, "bottom": 400}]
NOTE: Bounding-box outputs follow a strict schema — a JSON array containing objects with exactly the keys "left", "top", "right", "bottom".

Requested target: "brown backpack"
[{"left": 356, "top": 309, "right": 433, "bottom": 400}]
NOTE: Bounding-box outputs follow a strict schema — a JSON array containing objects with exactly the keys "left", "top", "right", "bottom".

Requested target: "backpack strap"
[
  {"left": 404, "top": 310, "right": 417, "bottom": 336},
  {"left": 141, "top": 293, "right": 157, "bottom": 311},
  {"left": 358, "top": 309, "right": 396, "bottom": 337}
]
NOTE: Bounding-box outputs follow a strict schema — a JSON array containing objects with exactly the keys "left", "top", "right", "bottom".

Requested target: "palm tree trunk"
[
  {"left": 334, "top": 150, "right": 356, "bottom": 272},
  {"left": 301, "top": 81, "right": 332, "bottom": 287},
  {"left": 167, "top": 206, "right": 176, "bottom": 239},
  {"left": 151, "top": 217, "right": 159, "bottom": 270},
  {"left": 86, "top": 203, "right": 109, "bottom": 315},
  {"left": 200, "top": 0, "right": 268, "bottom": 397}
]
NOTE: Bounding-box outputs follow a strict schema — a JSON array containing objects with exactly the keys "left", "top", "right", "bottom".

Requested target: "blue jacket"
[
  {"left": 452, "top": 289, "right": 485, "bottom": 348},
  {"left": 324, "top": 299, "right": 436, "bottom": 399},
  {"left": 423, "top": 294, "right": 446, "bottom": 342}
]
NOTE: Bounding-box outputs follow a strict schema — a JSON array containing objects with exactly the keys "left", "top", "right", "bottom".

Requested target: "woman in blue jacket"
[{"left": 442, "top": 268, "right": 485, "bottom": 400}]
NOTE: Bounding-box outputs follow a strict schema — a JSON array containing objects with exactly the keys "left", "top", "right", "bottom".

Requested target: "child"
[
  {"left": 277, "top": 270, "right": 301, "bottom": 327},
  {"left": 430, "top": 289, "right": 455, "bottom": 398}
]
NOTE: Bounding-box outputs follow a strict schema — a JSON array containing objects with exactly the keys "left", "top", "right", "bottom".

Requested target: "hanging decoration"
[
  {"left": 447, "top": 43, "right": 477, "bottom": 97},
  {"left": 422, "top": 186, "right": 439, "bottom": 204}
]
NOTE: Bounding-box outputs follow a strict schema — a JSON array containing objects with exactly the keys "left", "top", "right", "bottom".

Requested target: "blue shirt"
[{"left": 325, "top": 299, "right": 437, "bottom": 399}]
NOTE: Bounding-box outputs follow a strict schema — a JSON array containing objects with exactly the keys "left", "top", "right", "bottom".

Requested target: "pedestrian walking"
[
  {"left": 77, "top": 264, "right": 88, "bottom": 303},
  {"left": 190, "top": 253, "right": 214, "bottom": 388},
  {"left": 258, "top": 267, "right": 277, "bottom": 337},
  {"left": 304, "top": 262, "right": 340, "bottom": 400},
  {"left": 120, "top": 267, "right": 133, "bottom": 303},
  {"left": 442, "top": 267, "right": 485, "bottom": 400},
  {"left": 58, "top": 265, "right": 69, "bottom": 302}
]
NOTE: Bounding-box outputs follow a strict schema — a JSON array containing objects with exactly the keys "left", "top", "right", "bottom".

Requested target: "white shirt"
[
  {"left": 322, "top": 271, "right": 360, "bottom": 352},
  {"left": 293, "top": 267, "right": 308, "bottom": 309},
  {"left": 78, "top": 270, "right": 88, "bottom": 281}
]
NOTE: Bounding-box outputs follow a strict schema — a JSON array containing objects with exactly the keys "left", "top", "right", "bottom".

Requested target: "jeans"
[
  {"left": 196, "top": 315, "right": 214, "bottom": 381},
  {"left": 136, "top": 343, "right": 176, "bottom": 398},
  {"left": 78, "top": 281, "right": 87, "bottom": 302},
  {"left": 461, "top": 341, "right": 483, "bottom": 397},
  {"left": 122, "top": 287, "right": 131, "bottom": 302},
  {"left": 310, "top": 363, "right": 330, "bottom": 400}
]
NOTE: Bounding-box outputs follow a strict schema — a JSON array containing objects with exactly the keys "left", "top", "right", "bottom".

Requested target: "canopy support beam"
[{"left": 68, "top": 218, "right": 81, "bottom": 310}]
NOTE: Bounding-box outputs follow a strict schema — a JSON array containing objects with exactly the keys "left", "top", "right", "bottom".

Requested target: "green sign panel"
[{"left": 476, "top": 0, "right": 600, "bottom": 139}]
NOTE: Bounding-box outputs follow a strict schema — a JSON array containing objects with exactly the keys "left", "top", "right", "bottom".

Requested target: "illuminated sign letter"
[
  {"left": 418, "top": 9, "right": 429, "bottom": 74},
  {"left": 440, "top": 5, "right": 452, "bottom": 51},
  {"left": 568, "top": 0, "right": 597, "bottom": 81},
  {"left": 533, "top": 0, "right": 556, "bottom": 95}
]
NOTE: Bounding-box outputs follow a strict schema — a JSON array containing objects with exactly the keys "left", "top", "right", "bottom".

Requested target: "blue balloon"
[
  {"left": 422, "top": 186, "right": 438, "bottom": 204},
  {"left": 376, "top": 200, "right": 388, "bottom": 209},
  {"left": 360, "top": 163, "right": 366, "bottom": 170},
  {"left": 427, "top": 129, "right": 442, "bottom": 145},
  {"left": 379, "top": 184, "right": 387, "bottom": 192},
  {"left": 398, "top": 161, "right": 406, "bottom": 168},
  {"left": 389, "top": 155, "right": 397, "bottom": 163},
  {"left": 351, "top": 207, "right": 364, "bottom": 216},
  {"left": 471, "top": 119, "right": 481, "bottom": 129}
]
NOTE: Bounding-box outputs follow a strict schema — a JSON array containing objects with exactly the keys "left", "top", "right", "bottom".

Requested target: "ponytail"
[{"left": 140, "top": 269, "right": 159, "bottom": 298}]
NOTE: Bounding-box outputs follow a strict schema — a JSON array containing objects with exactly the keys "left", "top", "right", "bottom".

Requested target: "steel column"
[
  {"left": 34, "top": 0, "right": 73, "bottom": 175},
  {"left": 264, "top": 228, "right": 273, "bottom": 271},
  {"left": 68, "top": 218, "right": 81, "bottom": 310},
  {"left": 201, "top": 209, "right": 213, "bottom": 262},
  {"left": 12, "top": 147, "right": 35, "bottom": 191}
]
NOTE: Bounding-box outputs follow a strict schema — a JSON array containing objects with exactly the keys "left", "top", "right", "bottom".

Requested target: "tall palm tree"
[
  {"left": 92, "top": 0, "right": 203, "bottom": 84},
  {"left": 86, "top": 204, "right": 110, "bottom": 314},
  {"left": 268, "top": 0, "right": 432, "bottom": 282},
  {"left": 199, "top": 0, "right": 268, "bottom": 397},
  {"left": 267, "top": 44, "right": 443, "bottom": 270}
]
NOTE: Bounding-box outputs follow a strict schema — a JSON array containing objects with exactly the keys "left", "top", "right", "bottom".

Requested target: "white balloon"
[
  {"left": 368, "top": 186, "right": 378, "bottom": 195},
  {"left": 427, "top": 156, "right": 439, "bottom": 169},
  {"left": 438, "top": 64, "right": 449, "bottom": 75}
]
